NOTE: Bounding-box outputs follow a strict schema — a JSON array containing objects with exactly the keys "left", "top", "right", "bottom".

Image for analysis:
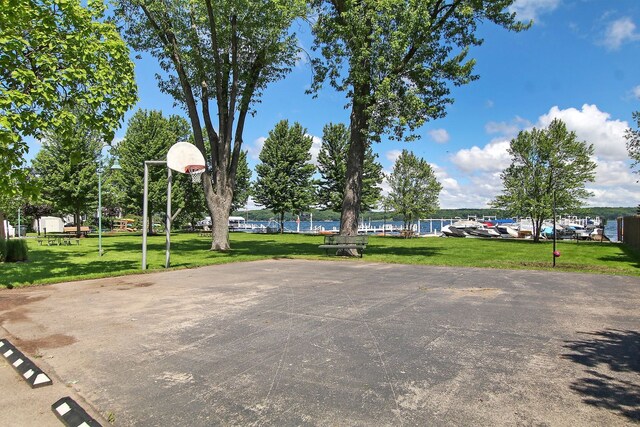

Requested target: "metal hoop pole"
[
  {"left": 142, "top": 160, "right": 167, "bottom": 270},
  {"left": 166, "top": 168, "right": 172, "bottom": 269},
  {"left": 142, "top": 162, "right": 149, "bottom": 270}
]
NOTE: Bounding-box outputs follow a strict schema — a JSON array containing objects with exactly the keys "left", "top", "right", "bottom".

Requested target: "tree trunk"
[
  {"left": 0, "top": 211, "right": 6, "bottom": 240},
  {"left": 280, "top": 212, "right": 285, "bottom": 234},
  {"left": 203, "top": 174, "right": 232, "bottom": 251},
  {"left": 75, "top": 211, "right": 81, "bottom": 236},
  {"left": 340, "top": 84, "right": 370, "bottom": 239},
  {"left": 533, "top": 217, "right": 543, "bottom": 243},
  {"left": 210, "top": 203, "right": 230, "bottom": 251}
]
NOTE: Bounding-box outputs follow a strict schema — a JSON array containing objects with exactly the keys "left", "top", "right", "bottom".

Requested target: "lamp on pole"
[{"left": 98, "top": 159, "right": 121, "bottom": 256}]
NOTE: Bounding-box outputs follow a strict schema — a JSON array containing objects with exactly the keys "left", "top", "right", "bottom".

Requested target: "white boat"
[
  {"left": 441, "top": 224, "right": 468, "bottom": 237},
  {"left": 441, "top": 220, "right": 500, "bottom": 238},
  {"left": 228, "top": 216, "right": 258, "bottom": 232}
]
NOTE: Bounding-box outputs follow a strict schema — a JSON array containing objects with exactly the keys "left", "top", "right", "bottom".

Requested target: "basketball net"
[{"left": 185, "top": 165, "right": 205, "bottom": 183}]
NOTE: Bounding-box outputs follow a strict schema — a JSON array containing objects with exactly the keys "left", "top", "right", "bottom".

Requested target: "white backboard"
[{"left": 166, "top": 141, "right": 206, "bottom": 173}]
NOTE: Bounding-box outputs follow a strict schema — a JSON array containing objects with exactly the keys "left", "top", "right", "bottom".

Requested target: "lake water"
[{"left": 244, "top": 219, "right": 619, "bottom": 242}]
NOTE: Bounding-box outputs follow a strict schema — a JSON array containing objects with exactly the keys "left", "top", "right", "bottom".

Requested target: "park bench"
[{"left": 318, "top": 235, "right": 369, "bottom": 258}]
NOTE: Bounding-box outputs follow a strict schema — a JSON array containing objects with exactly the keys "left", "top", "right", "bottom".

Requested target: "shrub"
[
  {"left": 0, "top": 238, "right": 6, "bottom": 262},
  {"left": 3, "top": 239, "right": 29, "bottom": 262}
]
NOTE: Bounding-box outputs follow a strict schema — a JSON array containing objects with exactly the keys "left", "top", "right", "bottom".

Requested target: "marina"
[{"left": 200, "top": 215, "right": 618, "bottom": 242}]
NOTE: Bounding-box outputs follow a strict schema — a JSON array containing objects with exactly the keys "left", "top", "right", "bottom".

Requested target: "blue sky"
[{"left": 28, "top": 0, "right": 640, "bottom": 208}]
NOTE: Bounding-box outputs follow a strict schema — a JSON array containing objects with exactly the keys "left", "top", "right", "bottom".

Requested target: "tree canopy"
[
  {"left": 253, "top": 120, "right": 316, "bottom": 232},
  {"left": 309, "top": 0, "right": 527, "bottom": 238},
  {"left": 492, "top": 119, "right": 597, "bottom": 242},
  {"left": 0, "top": 0, "right": 137, "bottom": 195},
  {"left": 386, "top": 149, "right": 442, "bottom": 230},
  {"left": 114, "top": 0, "right": 305, "bottom": 250},
  {"left": 31, "top": 116, "right": 103, "bottom": 233},
  {"left": 626, "top": 111, "right": 640, "bottom": 175},
  {"left": 316, "top": 123, "right": 382, "bottom": 212},
  {"left": 113, "top": 109, "right": 192, "bottom": 231}
]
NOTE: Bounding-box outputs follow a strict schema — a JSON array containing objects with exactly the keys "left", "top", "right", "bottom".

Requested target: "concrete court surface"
[{"left": 0, "top": 259, "right": 639, "bottom": 426}]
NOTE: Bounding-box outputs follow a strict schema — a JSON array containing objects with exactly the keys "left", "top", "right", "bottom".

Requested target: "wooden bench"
[
  {"left": 318, "top": 235, "right": 369, "bottom": 258},
  {"left": 64, "top": 226, "right": 90, "bottom": 236}
]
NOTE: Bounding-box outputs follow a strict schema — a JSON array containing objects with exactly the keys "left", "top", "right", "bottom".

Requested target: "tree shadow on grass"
[
  {"left": 2, "top": 248, "right": 139, "bottom": 287},
  {"left": 598, "top": 244, "right": 640, "bottom": 269},
  {"left": 562, "top": 329, "right": 640, "bottom": 421}
]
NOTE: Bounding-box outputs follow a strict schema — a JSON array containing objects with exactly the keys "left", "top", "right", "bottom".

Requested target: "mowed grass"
[{"left": 1, "top": 232, "right": 638, "bottom": 288}]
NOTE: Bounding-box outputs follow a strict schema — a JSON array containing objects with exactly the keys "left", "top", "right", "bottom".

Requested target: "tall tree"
[
  {"left": 231, "top": 150, "right": 252, "bottom": 213},
  {"left": 316, "top": 123, "right": 382, "bottom": 212},
  {"left": 492, "top": 119, "right": 597, "bottom": 242},
  {"left": 626, "top": 111, "right": 640, "bottom": 174},
  {"left": 253, "top": 120, "right": 315, "bottom": 232},
  {"left": 0, "top": 0, "right": 137, "bottom": 195},
  {"left": 386, "top": 149, "right": 442, "bottom": 231},
  {"left": 626, "top": 111, "right": 640, "bottom": 213},
  {"left": 115, "top": 0, "right": 305, "bottom": 250},
  {"left": 309, "top": 0, "right": 526, "bottom": 240},
  {"left": 31, "top": 121, "right": 103, "bottom": 234},
  {"left": 113, "top": 109, "right": 191, "bottom": 232}
]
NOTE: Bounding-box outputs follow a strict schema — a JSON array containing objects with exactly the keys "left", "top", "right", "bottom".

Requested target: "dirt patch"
[
  {"left": 451, "top": 287, "right": 502, "bottom": 297},
  {"left": 420, "top": 287, "right": 503, "bottom": 298},
  {"left": 0, "top": 310, "right": 30, "bottom": 323},
  {"left": 12, "top": 334, "right": 77, "bottom": 354},
  {"left": 0, "top": 294, "right": 47, "bottom": 311},
  {"left": 0, "top": 294, "right": 48, "bottom": 325},
  {"left": 116, "top": 281, "right": 154, "bottom": 290}
]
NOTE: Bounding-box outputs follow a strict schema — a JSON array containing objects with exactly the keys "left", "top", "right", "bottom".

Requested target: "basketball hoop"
[{"left": 186, "top": 165, "right": 205, "bottom": 183}]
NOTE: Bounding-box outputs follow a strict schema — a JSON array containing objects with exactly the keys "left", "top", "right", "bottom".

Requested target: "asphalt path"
[{"left": 1, "top": 260, "right": 639, "bottom": 426}]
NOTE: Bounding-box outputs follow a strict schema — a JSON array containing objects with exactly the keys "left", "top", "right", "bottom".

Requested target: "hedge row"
[{"left": 0, "top": 238, "right": 29, "bottom": 262}]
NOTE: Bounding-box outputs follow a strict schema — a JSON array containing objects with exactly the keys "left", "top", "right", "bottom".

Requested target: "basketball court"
[{"left": 1, "top": 260, "right": 638, "bottom": 425}]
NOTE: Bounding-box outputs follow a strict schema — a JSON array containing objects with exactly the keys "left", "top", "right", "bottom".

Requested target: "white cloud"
[
  {"left": 632, "top": 85, "right": 640, "bottom": 100},
  {"left": 450, "top": 139, "right": 511, "bottom": 173},
  {"left": 307, "top": 134, "right": 322, "bottom": 165},
  {"left": 430, "top": 163, "right": 460, "bottom": 192},
  {"left": 537, "top": 104, "right": 629, "bottom": 161},
  {"left": 111, "top": 136, "right": 124, "bottom": 147},
  {"left": 428, "top": 128, "right": 450, "bottom": 144},
  {"left": 485, "top": 116, "right": 531, "bottom": 138},
  {"left": 585, "top": 185, "right": 640, "bottom": 207},
  {"left": 385, "top": 149, "right": 402, "bottom": 164},
  {"left": 601, "top": 17, "right": 640, "bottom": 50},
  {"left": 595, "top": 160, "right": 636, "bottom": 186},
  {"left": 508, "top": 0, "right": 560, "bottom": 22},
  {"left": 247, "top": 137, "right": 266, "bottom": 160},
  {"left": 443, "top": 104, "right": 636, "bottom": 208}
]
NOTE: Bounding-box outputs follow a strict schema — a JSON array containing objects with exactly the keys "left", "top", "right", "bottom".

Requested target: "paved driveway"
[{"left": 1, "top": 260, "right": 639, "bottom": 426}]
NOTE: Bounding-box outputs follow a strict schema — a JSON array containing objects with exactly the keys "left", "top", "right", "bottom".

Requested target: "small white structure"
[
  {"left": 2, "top": 220, "right": 15, "bottom": 237},
  {"left": 34, "top": 216, "right": 64, "bottom": 234}
]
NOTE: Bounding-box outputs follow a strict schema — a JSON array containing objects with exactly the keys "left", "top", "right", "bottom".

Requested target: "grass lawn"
[{"left": 1, "top": 232, "right": 638, "bottom": 288}]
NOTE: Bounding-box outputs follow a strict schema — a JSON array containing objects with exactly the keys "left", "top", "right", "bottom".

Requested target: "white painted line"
[
  {"left": 79, "top": 423, "right": 91, "bottom": 427},
  {"left": 55, "top": 402, "right": 72, "bottom": 416},
  {"left": 3, "top": 349, "right": 13, "bottom": 357},
  {"left": 33, "top": 373, "right": 51, "bottom": 385},
  {"left": 23, "top": 369, "right": 34, "bottom": 379},
  {"left": 0, "top": 341, "right": 4, "bottom": 348},
  {"left": 12, "top": 358, "right": 23, "bottom": 367}
]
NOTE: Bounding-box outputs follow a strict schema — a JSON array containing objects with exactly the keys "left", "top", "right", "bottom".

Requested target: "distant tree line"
[{"left": 232, "top": 207, "right": 635, "bottom": 223}]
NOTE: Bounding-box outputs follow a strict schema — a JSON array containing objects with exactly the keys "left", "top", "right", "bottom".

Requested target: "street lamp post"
[{"left": 98, "top": 159, "right": 121, "bottom": 256}]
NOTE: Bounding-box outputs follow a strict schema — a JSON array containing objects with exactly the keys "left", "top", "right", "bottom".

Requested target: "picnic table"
[{"left": 38, "top": 233, "right": 80, "bottom": 246}]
